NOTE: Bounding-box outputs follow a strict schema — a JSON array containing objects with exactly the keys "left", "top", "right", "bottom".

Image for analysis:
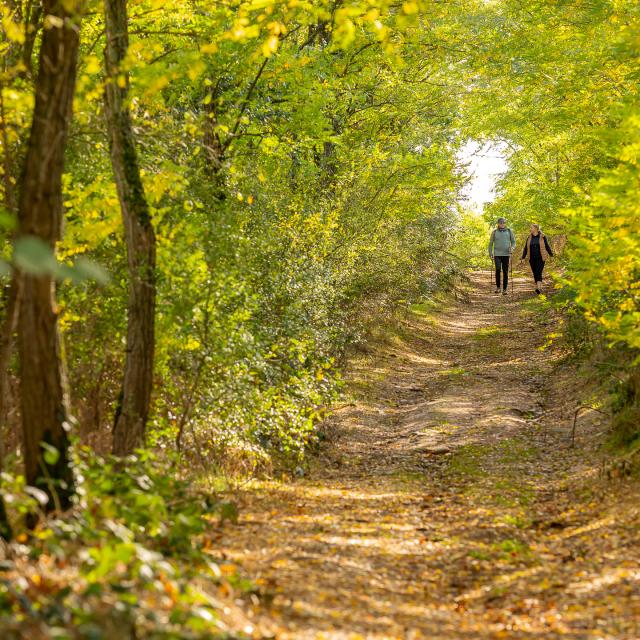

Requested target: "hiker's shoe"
[
  {"left": 502, "top": 289, "right": 508, "bottom": 295},
  {"left": 535, "top": 288, "right": 541, "bottom": 295},
  {"left": 494, "top": 288, "right": 501, "bottom": 294}
]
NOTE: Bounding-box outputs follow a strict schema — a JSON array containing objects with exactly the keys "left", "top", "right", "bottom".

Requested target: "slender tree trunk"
[
  {"left": 21, "top": 1, "right": 43, "bottom": 79},
  {"left": 0, "top": 278, "right": 20, "bottom": 539},
  {"left": 203, "top": 84, "right": 225, "bottom": 177},
  {"left": 16, "top": 0, "right": 83, "bottom": 515},
  {"left": 0, "top": 84, "right": 17, "bottom": 539},
  {"left": 0, "top": 282, "right": 20, "bottom": 432},
  {"left": 103, "top": 0, "right": 156, "bottom": 455}
]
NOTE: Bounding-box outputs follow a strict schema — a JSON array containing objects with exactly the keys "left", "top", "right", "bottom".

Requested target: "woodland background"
[{"left": 0, "top": 0, "right": 639, "bottom": 636}]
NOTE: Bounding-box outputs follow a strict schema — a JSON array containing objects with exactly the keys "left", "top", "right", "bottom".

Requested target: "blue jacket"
[{"left": 489, "top": 228, "right": 516, "bottom": 257}]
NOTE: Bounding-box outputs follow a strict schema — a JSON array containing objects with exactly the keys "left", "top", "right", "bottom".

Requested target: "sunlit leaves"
[
  {"left": 1, "top": 6, "right": 25, "bottom": 44},
  {"left": 462, "top": 0, "right": 640, "bottom": 356},
  {"left": 564, "top": 112, "right": 640, "bottom": 351},
  {"left": 0, "top": 0, "right": 471, "bottom": 472}
]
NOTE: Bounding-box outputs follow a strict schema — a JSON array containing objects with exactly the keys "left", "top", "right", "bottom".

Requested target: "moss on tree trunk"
[{"left": 104, "top": 0, "right": 156, "bottom": 455}]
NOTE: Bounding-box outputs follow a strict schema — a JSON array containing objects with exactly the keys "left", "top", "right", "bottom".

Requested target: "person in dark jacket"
[{"left": 521, "top": 224, "right": 553, "bottom": 294}]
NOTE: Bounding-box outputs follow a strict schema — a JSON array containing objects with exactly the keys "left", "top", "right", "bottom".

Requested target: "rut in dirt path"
[
  {"left": 322, "top": 271, "right": 550, "bottom": 477},
  {"left": 220, "top": 272, "right": 640, "bottom": 640}
]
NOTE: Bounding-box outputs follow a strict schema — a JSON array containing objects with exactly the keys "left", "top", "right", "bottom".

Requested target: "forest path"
[{"left": 220, "top": 272, "right": 640, "bottom": 640}]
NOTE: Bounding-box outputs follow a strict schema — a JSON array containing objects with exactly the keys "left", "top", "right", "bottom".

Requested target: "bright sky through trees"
[{"left": 458, "top": 141, "right": 509, "bottom": 213}]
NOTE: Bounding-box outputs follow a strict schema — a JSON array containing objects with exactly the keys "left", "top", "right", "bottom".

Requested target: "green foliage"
[
  {"left": 3, "top": 0, "right": 640, "bottom": 634},
  {"left": 0, "top": 0, "right": 469, "bottom": 471},
  {"left": 0, "top": 449, "right": 247, "bottom": 638},
  {"left": 459, "top": 0, "right": 640, "bottom": 442},
  {"left": 4, "top": 0, "right": 640, "bottom": 634},
  {"left": 6, "top": 236, "right": 110, "bottom": 284},
  {"left": 565, "top": 114, "right": 640, "bottom": 354},
  {"left": 609, "top": 404, "right": 640, "bottom": 452},
  {"left": 451, "top": 210, "right": 492, "bottom": 270}
]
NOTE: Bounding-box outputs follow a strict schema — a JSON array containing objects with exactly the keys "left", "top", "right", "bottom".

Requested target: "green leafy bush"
[{"left": 0, "top": 450, "right": 249, "bottom": 639}]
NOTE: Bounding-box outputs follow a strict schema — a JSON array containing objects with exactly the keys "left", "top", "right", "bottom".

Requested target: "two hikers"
[
  {"left": 488, "top": 219, "right": 554, "bottom": 295},
  {"left": 488, "top": 217, "right": 516, "bottom": 295}
]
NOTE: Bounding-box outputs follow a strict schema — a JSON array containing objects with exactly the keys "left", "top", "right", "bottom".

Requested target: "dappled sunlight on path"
[{"left": 220, "top": 272, "right": 640, "bottom": 639}]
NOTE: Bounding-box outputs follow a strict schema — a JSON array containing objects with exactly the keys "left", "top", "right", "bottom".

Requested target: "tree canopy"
[{"left": 1, "top": 0, "right": 639, "bottom": 636}]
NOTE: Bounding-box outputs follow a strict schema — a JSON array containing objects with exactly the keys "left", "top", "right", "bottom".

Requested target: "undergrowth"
[
  {"left": 0, "top": 449, "right": 250, "bottom": 639},
  {"left": 558, "top": 297, "right": 640, "bottom": 456}
]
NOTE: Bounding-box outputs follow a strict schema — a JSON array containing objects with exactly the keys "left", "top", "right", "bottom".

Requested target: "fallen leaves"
[{"left": 217, "top": 274, "right": 640, "bottom": 639}]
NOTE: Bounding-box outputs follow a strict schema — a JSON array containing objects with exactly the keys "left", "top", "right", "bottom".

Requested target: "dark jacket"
[{"left": 522, "top": 233, "right": 553, "bottom": 261}]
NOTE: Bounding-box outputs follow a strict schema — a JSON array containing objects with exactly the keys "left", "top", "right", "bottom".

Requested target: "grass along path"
[{"left": 220, "top": 272, "right": 640, "bottom": 639}]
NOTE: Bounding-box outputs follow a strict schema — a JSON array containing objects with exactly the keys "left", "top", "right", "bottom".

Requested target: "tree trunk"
[
  {"left": 16, "top": 0, "right": 83, "bottom": 514},
  {"left": 203, "top": 84, "right": 225, "bottom": 178},
  {"left": 0, "top": 279, "right": 20, "bottom": 539},
  {"left": 0, "top": 73, "right": 18, "bottom": 540},
  {"left": 103, "top": 0, "right": 156, "bottom": 455}
]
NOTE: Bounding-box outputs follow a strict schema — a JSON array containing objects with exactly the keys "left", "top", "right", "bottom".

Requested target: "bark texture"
[
  {"left": 0, "top": 62, "right": 18, "bottom": 540},
  {"left": 17, "top": 0, "right": 83, "bottom": 512},
  {"left": 0, "top": 279, "right": 20, "bottom": 538},
  {"left": 104, "top": 0, "right": 156, "bottom": 455}
]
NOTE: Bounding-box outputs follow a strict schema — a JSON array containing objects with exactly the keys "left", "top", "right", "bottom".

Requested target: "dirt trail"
[{"left": 221, "top": 272, "right": 640, "bottom": 640}]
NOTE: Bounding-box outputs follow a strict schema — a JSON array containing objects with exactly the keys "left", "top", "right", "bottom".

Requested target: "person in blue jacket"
[{"left": 488, "top": 217, "right": 516, "bottom": 295}]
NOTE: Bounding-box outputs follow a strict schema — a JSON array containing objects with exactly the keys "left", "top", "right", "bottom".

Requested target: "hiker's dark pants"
[
  {"left": 494, "top": 255, "right": 510, "bottom": 289},
  {"left": 529, "top": 257, "right": 545, "bottom": 283}
]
